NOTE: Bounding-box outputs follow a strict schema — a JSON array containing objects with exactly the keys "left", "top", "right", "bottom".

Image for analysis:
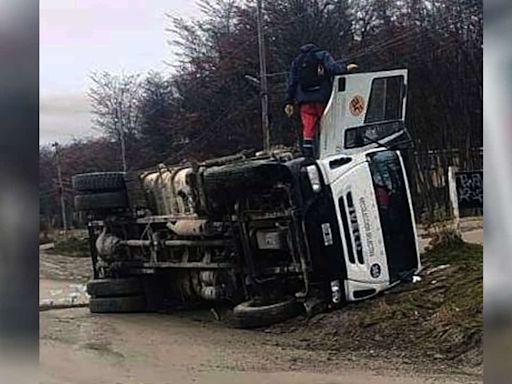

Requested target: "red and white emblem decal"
[{"left": 349, "top": 95, "right": 365, "bottom": 116}]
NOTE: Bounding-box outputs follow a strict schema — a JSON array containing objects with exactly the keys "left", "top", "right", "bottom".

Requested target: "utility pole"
[
  {"left": 120, "top": 125, "right": 127, "bottom": 173},
  {"left": 52, "top": 142, "right": 68, "bottom": 232},
  {"left": 114, "top": 114, "right": 127, "bottom": 172},
  {"left": 256, "top": 0, "right": 270, "bottom": 151}
]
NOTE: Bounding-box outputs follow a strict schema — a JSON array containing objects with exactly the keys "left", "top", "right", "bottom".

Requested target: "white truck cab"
[
  {"left": 315, "top": 148, "right": 420, "bottom": 301},
  {"left": 314, "top": 69, "right": 420, "bottom": 301}
]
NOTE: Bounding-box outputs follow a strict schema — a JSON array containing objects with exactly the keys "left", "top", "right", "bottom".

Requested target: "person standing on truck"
[{"left": 284, "top": 43, "right": 358, "bottom": 157}]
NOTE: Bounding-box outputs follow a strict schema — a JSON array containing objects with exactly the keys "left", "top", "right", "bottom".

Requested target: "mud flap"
[{"left": 302, "top": 294, "right": 328, "bottom": 318}]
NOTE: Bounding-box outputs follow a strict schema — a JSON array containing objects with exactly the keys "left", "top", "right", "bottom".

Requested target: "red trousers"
[{"left": 299, "top": 102, "right": 326, "bottom": 140}]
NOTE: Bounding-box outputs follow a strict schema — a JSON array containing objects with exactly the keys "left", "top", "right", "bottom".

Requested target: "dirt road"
[
  {"left": 416, "top": 217, "right": 483, "bottom": 252},
  {"left": 40, "top": 307, "right": 480, "bottom": 384},
  {"left": 40, "top": 223, "right": 483, "bottom": 384}
]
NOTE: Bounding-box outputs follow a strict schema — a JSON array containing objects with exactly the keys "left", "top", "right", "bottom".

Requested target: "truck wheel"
[
  {"left": 72, "top": 172, "right": 126, "bottom": 192},
  {"left": 233, "top": 297, "right": 301, "bottom": 329},
  {"left": 89, "top": 295, "right": 146, "bottom": 313},
  {"left": 86, "top": 278, "right": 143, "bottom": 298},
  {"left": 74, "top": 191, "right": 128, "bottom": 211}
]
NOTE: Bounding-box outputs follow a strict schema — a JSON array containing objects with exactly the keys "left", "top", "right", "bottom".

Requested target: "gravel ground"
[
  {"left": 40, "top": 307, "right": 481, "bottom": 384},
  {"left": 40, "top": 251, "right": 92, "bottom": 283},
  {"left": 39, "top": 224, "right": 483, "bottom": 384},
  {"left": 39, "top": 249, "right": 92, "bottom": 307}
]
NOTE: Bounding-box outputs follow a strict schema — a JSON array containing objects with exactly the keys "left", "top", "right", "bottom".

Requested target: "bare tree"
[
  {"left": 88, "top": 71, "right": 142, "bottom": 171},
  {"left": 137, "top": 71, "right": 180, "bottom": 160}
]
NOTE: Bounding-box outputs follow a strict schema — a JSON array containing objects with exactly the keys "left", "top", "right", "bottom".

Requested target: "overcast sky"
[{"left": 40, "top": 0, "right": 198, "bottom": 145}]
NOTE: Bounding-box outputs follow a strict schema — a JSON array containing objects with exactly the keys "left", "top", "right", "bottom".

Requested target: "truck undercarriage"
[{"left": 77, "top": 149, "right": 337, "bottom": 326}]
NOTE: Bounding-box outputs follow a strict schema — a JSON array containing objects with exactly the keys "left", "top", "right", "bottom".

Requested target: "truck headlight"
[
  {"left": 306, "top": 165, "right": 322, "bottom": 192},
  {"left": 330, "top": 280, "right": 342, "bottom": 304}
]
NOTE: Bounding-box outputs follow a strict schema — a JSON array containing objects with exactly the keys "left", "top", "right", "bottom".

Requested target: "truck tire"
[
  {"left": 72, "top": 172, "right": 126, "bottom": 192},
  {"left": 233, "top": 297, "right": 301, "bottom": 329},
  {"left": 86, "top": 278, "right": 143, "bottom": 298},
  {"left": 74, "top": 191, "right": 128, "bottom": 211},
  {"left": 89, "top": 295, "right": 146, "bottom": 313}
]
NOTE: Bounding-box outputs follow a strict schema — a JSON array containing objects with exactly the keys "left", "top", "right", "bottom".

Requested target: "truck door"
[{"left": 319, "top": 69, "right": 409, "bottom": 159}]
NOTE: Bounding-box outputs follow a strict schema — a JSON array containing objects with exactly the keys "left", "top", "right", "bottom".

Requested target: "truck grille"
[
  {"left": 346, "top": 192, "right": 364, "bottom": 265},
  {"left": 339, "top": 195, "right": 355, "bottom": 264},
  {"left": 339, "top": 192, "right": 364, "bottom": 265}
]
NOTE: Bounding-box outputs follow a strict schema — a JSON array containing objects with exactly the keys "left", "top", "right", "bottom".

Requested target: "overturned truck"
[{"left": 74, "top": 70, "right": 421, "bottom": 328}]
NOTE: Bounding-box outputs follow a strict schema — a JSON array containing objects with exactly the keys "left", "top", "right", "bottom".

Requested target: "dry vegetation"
[{"left": 265, "top": 242, "right": 483, "bottom": 372}]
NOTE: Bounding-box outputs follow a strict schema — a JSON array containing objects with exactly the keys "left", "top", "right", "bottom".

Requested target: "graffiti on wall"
[{"left": 455, "top": 171, "right": 483, "bottom": 209}]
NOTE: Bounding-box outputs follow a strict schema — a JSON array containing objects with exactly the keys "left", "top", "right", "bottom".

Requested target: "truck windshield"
[{"left": 367, "top": 151, "right": 417, "bottom": 282}]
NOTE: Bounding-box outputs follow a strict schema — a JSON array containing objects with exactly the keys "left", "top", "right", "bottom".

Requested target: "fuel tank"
[{"left": 140, "top": 165, "right": 198, "bottom": 216}]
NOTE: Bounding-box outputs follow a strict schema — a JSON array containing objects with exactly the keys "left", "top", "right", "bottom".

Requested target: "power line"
[
  {"left": 164, "top": 95, "right": 260, "bottom": 163},
  {"left": 345, "top": 3, "right": 480, "bottom": 62},
  {"left": 263, "top": 3, "right": 480, "bottom": 81},
  {"left": 158, "top": 0, "right": 481, "bottom": 163}
]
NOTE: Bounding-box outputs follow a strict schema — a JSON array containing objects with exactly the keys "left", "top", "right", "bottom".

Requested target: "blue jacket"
[{"left": 285, "top": 43, "right": 347, "bottom": 105}]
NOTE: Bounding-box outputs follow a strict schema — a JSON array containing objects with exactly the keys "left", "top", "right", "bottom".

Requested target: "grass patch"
[
  {"left": 53, "top": 235, "right": 91, "bottom": 258},
  {"left": 410, "top": 242, "right": 483, "bottom": 364},
  {"left": 39, "top": 231, "right": 53, "bottom": 244},
  {"left": 424, "top": 241, "right": 482, "bottom": 268},
  {"left": 267, "top": 241, "right": 483, "bottom": 370}
]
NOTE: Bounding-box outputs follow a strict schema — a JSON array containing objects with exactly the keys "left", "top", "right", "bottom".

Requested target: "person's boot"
[{"left": 302, "top": 139, "right": 314, "bottom": 158}]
